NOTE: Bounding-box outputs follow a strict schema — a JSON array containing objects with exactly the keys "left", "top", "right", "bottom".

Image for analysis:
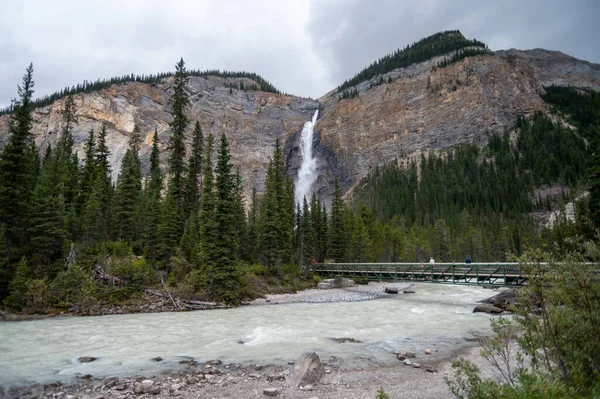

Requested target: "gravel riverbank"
[{"left": 2, "top": 344, "right": 500, "bottom": 399}]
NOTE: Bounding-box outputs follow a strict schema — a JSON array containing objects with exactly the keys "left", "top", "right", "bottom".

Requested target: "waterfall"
[{"left": 295, "top": 109, "right": 319, "bottom": 205}]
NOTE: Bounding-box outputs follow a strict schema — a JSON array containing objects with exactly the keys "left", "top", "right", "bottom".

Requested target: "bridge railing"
[{"left": 310, "top": 262, "right": 527, "bottom": 286}]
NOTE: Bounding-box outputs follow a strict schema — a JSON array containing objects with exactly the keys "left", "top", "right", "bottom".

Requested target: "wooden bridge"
[{"left": 311, "top": 263, "right": 528, "bottom": 286}]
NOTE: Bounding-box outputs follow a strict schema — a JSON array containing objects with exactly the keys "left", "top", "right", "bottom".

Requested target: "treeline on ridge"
[
  {"left": 337, "top": 30, "right": 487, "bottom": 92},
  {"left": 0, "top": 69, "right": 281, "bottom": 116}
]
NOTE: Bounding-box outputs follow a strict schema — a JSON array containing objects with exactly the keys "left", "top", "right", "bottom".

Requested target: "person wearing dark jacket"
[{"left": 465, "top": 255, "right": 471, "bottom": 264}]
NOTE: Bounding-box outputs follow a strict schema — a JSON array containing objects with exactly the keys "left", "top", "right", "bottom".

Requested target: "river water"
[{"left": 0, "top": 284, "right": 496, "bottom": 387}]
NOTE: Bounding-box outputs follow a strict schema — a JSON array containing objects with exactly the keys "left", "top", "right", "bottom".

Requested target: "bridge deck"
[{"left": 311, "top": 263, "right": 527, "bottom": 286}]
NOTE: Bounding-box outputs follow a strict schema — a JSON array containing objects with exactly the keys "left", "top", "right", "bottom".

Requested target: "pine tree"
[
  {"left": 167, "top": 58, "right": 190, "bottom": 206},
  {"left": 198, "top": 134, "right": 218, "bottom": 274},
  {"left": 56, "top": 94, "right": 80, "bottom": 237},
  {"left": 242, "top": 186, "right": 259, "bottom": 262},
  {"left": 185, "top": 121, "right": 203, "bottom": 216},
  {"left": 233, "top": 167, "right": 247, "bottom": 259},
  {"left": 211, "top": 133, "right": 241, "bottom": 304},
  {"left": 95, "top": 124, "right": 112, "bottom": 210},
  {"left": 144, "top": 130, "right": 162, "bottom": 262},
  {"left": 0, "top": 224, "right": 9, "bottom": 301},
  {"left": 0, "top": 64, "right": 36, "bottom": 257},
  {"left": 28, "top": 145, "right": 68, "bottom": 268},
  {"left": 81, "top": 178, "right": 104, "bottom": 244},
  {"left": 329, "top": 178, "right": 348, "bottom": 262},
  {"left": 156, "top": 192, "right": 181, "bottom": 263},
  {"left": 180, "top": 212, "right": 199, "bottom": 261},
  {"left": 588, "top": 125, "right": 600, "bottom": 229},
  {"left": 114, "top": 149, "right": 142, "bottom": 243},
  {"left": 78, "top": 128, "right": 96, "bottom": 211},
  {"left": 4, "top": 257, "right": 34, "bottom": 310},
  {"left": 258, "top": 138, "right": 293, "bottom": 271},
  {"left": 113, "top": 125, "right": 143, "bottom": 243}
]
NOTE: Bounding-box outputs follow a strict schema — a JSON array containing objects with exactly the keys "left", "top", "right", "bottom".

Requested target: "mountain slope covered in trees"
[{"left": 0, "top": 29, "right": 599, "bottom": 314}]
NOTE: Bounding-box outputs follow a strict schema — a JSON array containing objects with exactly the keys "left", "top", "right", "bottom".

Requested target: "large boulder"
[
  {"left": 286, "top": 352, "right": 325, "bottom": 388},
  {"left": 473, "top": 304, "right": 504, "bottom": 314},
  {"left": 478, "top": 289, "right": 518, "bottom": 311}
]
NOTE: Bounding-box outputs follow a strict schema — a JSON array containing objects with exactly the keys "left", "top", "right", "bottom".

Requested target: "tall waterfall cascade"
[{"left": 295, "top": 109, "right": 319, "bottom": 205}]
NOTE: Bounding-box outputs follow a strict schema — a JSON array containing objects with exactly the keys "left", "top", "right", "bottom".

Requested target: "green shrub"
[
  {"left": 445, "top": 236, "right": 600, "bottom": 398},
  {"left": 47, "top": 264, "right": 98, "bottom": 308},
  {"left": 104, "top": 240, "right": 134, "bottom": 257},
  {"left": 107, "top": 257, "right": 154, "bottom": 291},
  {"left": 376, "top": 388, "right": 390, "bottom": 399},
  {"left": 25, "top": 278, "right": 48, "bottom": 312},
  {"left": 4, "top": 257, "right": 34, "bottom": 310},
  {"left": 179, "top": 270, "right": 208, "bottom": 296}
]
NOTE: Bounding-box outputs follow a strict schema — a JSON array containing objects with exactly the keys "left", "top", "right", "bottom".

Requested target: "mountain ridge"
[{"left": 1, "top": 31, "right": 599, "bottom": 202}]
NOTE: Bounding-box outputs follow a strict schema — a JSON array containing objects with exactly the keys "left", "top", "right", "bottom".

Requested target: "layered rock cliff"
[
  {"left": 0, "top": 47, "right": 598, "bottom": 203},
  {"left": 0, "top": 76, "right": 319, "bottom": 201}
]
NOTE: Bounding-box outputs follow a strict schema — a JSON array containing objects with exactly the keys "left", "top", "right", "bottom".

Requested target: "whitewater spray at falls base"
[{"left": 295, "top": 109, "right": 319, "bottom": 205}]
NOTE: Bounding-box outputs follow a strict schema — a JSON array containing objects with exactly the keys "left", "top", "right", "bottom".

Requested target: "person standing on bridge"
[
  {"left": 465, "top": 255, "right": 471, "bottom": 264},
  {"left": 429, "top": 257, "right": 435, "bottom": 264}
]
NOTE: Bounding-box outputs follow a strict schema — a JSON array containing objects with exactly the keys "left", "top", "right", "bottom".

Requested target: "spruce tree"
[
  {"left": 212, "top": 134, "right": 241, "bottom": 304},
  {"left": 258, "top": 138, "right": 293, "bottom": 271},
  {"left": 588, "top": 125, "right": 600, "bottom": 229},
  {"left": 329, "top": 178, "right": 347, "bottom": 262},
  {"left": 167, "top": 58, "right": 190, "bottom": 206},
  {"left": 198, "top": 134, "right": 218, "bottom": 274},
  {"left": 0, "top": 224, "right": 8, "bottom": 301},
  {"left": 243, "top": 187, "right": 259, "bottom": 262},
  {"left": 185, "top": 121, "right": 203, "bottom": 216},
  {"left": 114, "top": 149, "right": 142, "bottom": 243},
  {"left": 29, "top": 145, "right": 68, "bottom": 268},
  {"left": 0, "top": 63, "right": 36, "bottom": 257},
  {"left": 78, "top": 128, "right": 96, "bottom": 211},
  {"left": 144, "top": 129, "right": 163, "bottom": 262},
  {"left": 233, "top": 167, "right": 247, "bottom": 259},
  {"left": 114, "top": 125, "right": 143, "bottom": 243},
  {"left": 56, "top": 94, "right": 79, "bottom": 237}
]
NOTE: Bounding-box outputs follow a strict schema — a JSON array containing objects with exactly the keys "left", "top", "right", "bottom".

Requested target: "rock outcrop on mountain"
[
  {"left": 0, "top": 41, "right": 598, "bottom": 203},
  {"left": 0, "top": 76, "right": 319, "bottom": 201}
]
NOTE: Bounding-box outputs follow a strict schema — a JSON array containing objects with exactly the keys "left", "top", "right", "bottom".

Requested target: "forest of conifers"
[{"left": 0, "top": 57, "right": 598, "bottom": 312}]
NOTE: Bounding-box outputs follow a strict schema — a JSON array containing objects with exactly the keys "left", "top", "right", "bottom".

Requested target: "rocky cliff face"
[
  {"left": 313, "top": 50, "right": 599, "bottom": 198},
  {"left": 0, "top": 49, "right": 598, "bottom": 203},
  {"left": 0, "top": 76, "right": 319, "bottom": 201}
]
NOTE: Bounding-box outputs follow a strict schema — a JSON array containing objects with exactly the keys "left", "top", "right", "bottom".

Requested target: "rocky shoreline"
[{"left": 1, "top": 344, "right": 497, "bottom": 399}]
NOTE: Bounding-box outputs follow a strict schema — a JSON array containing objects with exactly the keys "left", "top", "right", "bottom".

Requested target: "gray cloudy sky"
[{"left": 1, "top": 0, "right": 598, "bottom": 107}]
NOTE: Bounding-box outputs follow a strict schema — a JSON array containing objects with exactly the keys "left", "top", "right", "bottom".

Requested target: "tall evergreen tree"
[
  {"left": 78, "top": 128, "right": 96, "bottom": 211},
  {"left": 242, "top": 187, "right": 259, "bottom": 262},
  {"left": 144, "top": 129, "right": 163, "bottom": 262},
  {"left": 198, "top": 134, "right": 218, "bottom": 274},
  {"left": 211, "top": 134, "right": 242, "bottom": 304},
  {"left": 184, "top": 121, "right": 203, "bottom": 216},
  {"left": 29, "top": 145, "right": 68, "bottom": 268},
  {"left": 0, "top": 224, "right": 9, "bottom": 301},
  {"left": 56, "top": 94, "right": 79, "bottom": 237},
  {"left": 329, "top": 178, "right": 348, "bottom": 262},
  {"left": 0, "top": 64, "right": 36, "bottom": 257},
  {"left": 588, "top": 125, "right": 600, "bottom": 229},
  {"left": 114, "top": 139, "right": 142, "bottom": 243},
  {"left": 258, "top": 138, "right": 293, "bottom": 270},
  {"left": 167, "top": 58, "right": 190, "bottom": 206}
]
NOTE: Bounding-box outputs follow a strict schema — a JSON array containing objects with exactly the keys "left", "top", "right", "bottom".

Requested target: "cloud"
[
  {"left": 0, "top": 0, "right": 598, "bottom": 107},
  {"left": 307, "top": 0, "right": 600, "bottom": 90}
]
